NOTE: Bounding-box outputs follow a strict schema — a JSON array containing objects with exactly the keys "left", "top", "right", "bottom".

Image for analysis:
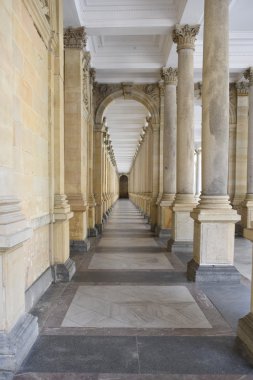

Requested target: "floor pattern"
[{"left": 14, "top": 199, "right": 253, "bottom": 379}]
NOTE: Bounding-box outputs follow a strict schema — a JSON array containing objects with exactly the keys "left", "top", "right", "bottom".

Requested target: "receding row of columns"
[{"left": 129, "top": 0, "right": 253, "bottom": 362}]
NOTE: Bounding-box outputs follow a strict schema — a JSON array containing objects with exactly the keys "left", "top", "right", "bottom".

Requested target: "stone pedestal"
[
  {"left": 237, "top": 228, "right": 253, "bottom": 363},
  {"left": 53, "top": 194, "right": 75, "bottom": 280},
  {"left": 168, "top": 195, "right": 195, "bottom": 252},
  {"left": 187, "top": 197, "right": 240, "bottom": 283},
  {"left": 0, "top": 197, "right": 38, "bottom": 375}
]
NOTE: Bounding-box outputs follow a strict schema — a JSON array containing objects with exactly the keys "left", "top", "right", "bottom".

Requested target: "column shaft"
[{"left": 187, "top": 0, "right": 240, "bottom": 282}]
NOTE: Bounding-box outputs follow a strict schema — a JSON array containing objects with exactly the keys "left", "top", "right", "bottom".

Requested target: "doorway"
[{"left": 119, "top": 175, "right": 129, "bottom": 198}]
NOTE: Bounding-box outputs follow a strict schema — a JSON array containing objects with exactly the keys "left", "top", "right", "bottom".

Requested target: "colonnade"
[
  {"left": 2, "top": 0, "right": 253, "bottom": 374},
  {"left": 94, "top": 120, "right": 119, "bottom": 233}
]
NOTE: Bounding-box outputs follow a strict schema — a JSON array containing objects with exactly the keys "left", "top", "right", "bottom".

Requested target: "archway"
[{"left": 119, "top": 175, "right": 129, "bottom": 198}]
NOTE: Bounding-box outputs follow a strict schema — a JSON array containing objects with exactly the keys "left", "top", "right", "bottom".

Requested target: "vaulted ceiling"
[{"left": 63, "top": 0, "right": 253, "bottom": 173}]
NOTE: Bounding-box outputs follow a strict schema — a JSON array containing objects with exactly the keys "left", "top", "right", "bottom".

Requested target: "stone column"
[
  {"left": 156, "top": 81, "right": 164, "bottom": 230},
  {"left": 187, "top": 0, "right": 240, "bottom": 283},
  {"left": 52, "top": 13, "right": 75, "bottom": 281},
  {"left": 168, "top": 24, "right": 200, "bottom": 252},
  {"left": 64, "top": 27, "right": 90, "bottom": 252},
  {"left": 87, "top": 68, "right": 98, "bottom": 237},
  {"left": 228, "top": 84, "right": 237, "bottom": 201},
  {"left": 94, "top": 121, "right": 105, "bottom": 234},
  {"left": 233, "top": 82, "right": 249, "bottom": 220},
  {"left": 158, "top": 67, "right": 177, "bottom": 237},
  {"left": 149, "top": 121, "right": 160, "bottom": 231},
  {"left": 242, "top": 68, "right": 253, "bottom": 228}
]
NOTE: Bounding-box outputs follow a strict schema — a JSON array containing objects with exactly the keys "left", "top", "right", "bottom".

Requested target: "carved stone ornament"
[
  {"left": 39, "top": 0, "right": 50, "bottom": 19},
  {"left": 83, "top": 51, "right": 91, "bottom": 74},
  {"left": 172, "top": 24, "right": 200, "bottom": 50},
  {"left": 235, "top": 81, "right": 249, "bottom": 96},
  {"left": 161, "top": 67, "right": 178, "bottom": 85},
  {"left": 90, "top": 68, "right": 96, "bottom": 85},
  {"left": 244, "top": 67, "right": 253, "bottom": 86},
  {"left": 64, "top": 27, "right": 87, "bottom": 49}
]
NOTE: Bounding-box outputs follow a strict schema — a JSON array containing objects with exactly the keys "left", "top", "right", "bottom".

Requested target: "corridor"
[{"left": 14, "top": 200, "right": 253, "bottom": 379}]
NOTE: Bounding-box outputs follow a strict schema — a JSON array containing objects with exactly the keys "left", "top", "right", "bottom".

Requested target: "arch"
[
  {"left": 119, "top": 174, "right": 129, "bottom": 198},
  {"left": 95, "top": 88, "right": 159, "bottom": 126}
]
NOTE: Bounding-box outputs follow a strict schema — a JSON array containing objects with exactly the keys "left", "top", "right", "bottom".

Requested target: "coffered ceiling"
[{"left": 63, "top": 0, "right": 253, "bottom": 173}]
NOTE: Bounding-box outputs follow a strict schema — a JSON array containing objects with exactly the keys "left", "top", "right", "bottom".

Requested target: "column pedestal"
[
  {"left": 0, "top": 197, "right": 38, "bottom": 376},
  {"left": 187, "top": 196, "right": 240, "bottom": 283},
  {"left": 53, "top": 194, "right": 75, "bottom": 281},
  {"left": 168, "top": 195, "right": 196, "bottom": 253},
  {"left": 68, "top": 194, "right": 90, "bottom": 253},
  {"left": 242, "top": 195, "right": 253, "bottom": 229},
  {"left": 157, "top": 194, "right": 175, "bottom": 237},
  {"left": 237, "top": 228, "right": 253, "bottom": 362}
]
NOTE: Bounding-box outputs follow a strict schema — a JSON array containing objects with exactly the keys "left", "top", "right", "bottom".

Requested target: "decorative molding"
[
  {"left": 64, "top": 26, "right": 87, "bottom": 49},
  {"left": 30, "top": 214, "right": 51, "bottom": 230},
  {"left": 23, "top": 0, "right": 51, "bottom": 48},
  {"left": 161, "top": 67, "right": 178, "bottom": 85},
  {"left": 235, "top": 81, "right": 249, "bottom": 96},
  {"left": 172, "top": 24, "right": 200, "bottom": 51},
  {"left": 54, "top": 194, "right": 73, "bottom": 221},
  {"left": 67, "top": 193, "right": 87, "bottom": 212},
  {"left": 0, "top": 197, "right": 33, "bottom": 252},
  {"left": 158, "top": 80, "right": 165, "bottom": 96},
  {"left": 90, "top": 68, "right": 96, "bottom": 86},
  {"left": 83, "top": 52, "right": 91, "bottom": 112},
  {"left": 93, "top": 82, "right": 160, "bottom": 113},
  {"left": 38, "top": 0, "right": 49, "bottom": 19},
  {"left": 244, "top": 67, "right": 253, "bottom": 86}
]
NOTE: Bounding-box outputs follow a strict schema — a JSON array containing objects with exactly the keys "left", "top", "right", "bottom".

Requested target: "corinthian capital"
[
  {"left": 161, "top": 67, "right": 177, "bottom": 85},
  {"left": 64, "top": 27, "right": 87, "bottom": 49},
  {"left": 235, "top": 81, "right": 249, "bottom": 96},
  {"left": 172, "top": 24, "right": 200, "bottom": 51},
  {"left": 244, "top": 67, "right": 253, "bottom": 86}
]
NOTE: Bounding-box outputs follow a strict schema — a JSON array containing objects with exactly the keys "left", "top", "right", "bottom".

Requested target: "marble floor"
[
  {"left": 14, "top": 199, "right": 253, "bottom": 380},
  {"left": 62, "top": 285, "right": 211, "bottom": 328}
]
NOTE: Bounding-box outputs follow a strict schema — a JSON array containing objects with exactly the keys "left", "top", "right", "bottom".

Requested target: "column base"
[
  {"left": 70, "top": 238, "right": 90, "bottom": 253},
  {"left": 156, "top": 226, "right": 172, "bottom": 238},
  {"left": 235, "top": 221, "right": 243, "bottom": 237},
  {"left": 168, "top": 238, "right": 193, "bottom": 253},
  {"left": 150, "top": 223, "right": 157, "bottom": 232},
  {"left": 95, "top": 223, "right": 103, "bottom": 234},
  {"left": 187, "top": 259, "right": 241, "bottom": 283},
  {"left": 0, "top": 313, "right": 38, "bottom": 375},
  {"left": 88, "top": 227, "right": 98, "bottom": 237},
  {"left": 237, "top": 313, "right": 253, "bottom": 366},
  {"left": 53, "top": 258, "right": 76, "bottom": 282}
]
